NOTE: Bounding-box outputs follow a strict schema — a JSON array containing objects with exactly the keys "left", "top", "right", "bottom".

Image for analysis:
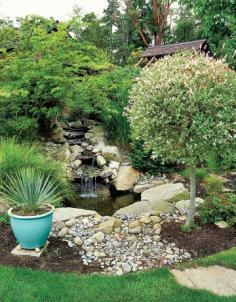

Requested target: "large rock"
[
  {"left": 97, "top": 155, "right": 106, "bottom": 167},
  {"left": 58, "top": 143, "right": 71, "bottom": 162},
  {"left": 134, "top": 179, "right": 167, "bottom": 193},
  {"left": 175, "top": 198, "right": 204, "bottom": 215},
  {"left": 92, "top": 142, "right": 105, "bottom": 153},
  {"left": 70, "top": 145, "right": 84, "bottom": 154},
  {"left": 114, "top": 200, "right": 153, "bottom": 216},
  {"left": 51, "top": 123, "right": 66, "bottom": 143},
  {"left": 114, "top": 166, "right": 140, "bottom": 191},
  {"left": 215, "top": 221, "right": 229, "bottom": 229},
  {"left": 142, "top": 183, "right": 187, "bottom": 206},
  {"left": 99, "top": 217, "right": 122, "bottom": 234},
  {"left": 114, "top": 183, "right": 187, "bottom": 216},
  {"left": 109, "top": 161, "right": 120, "bottom": 170},
  {"left": 100, "top": 166, "right": 113, "bottom": 178},
  {"left": 89, "top": 126, "right": 105, "bottom": 137},
  {"left": 102, "top": 146, "right": 122, "bottom": 162},
  {"left": 53, "top": 208, "right": 98, "bottom": 223}
]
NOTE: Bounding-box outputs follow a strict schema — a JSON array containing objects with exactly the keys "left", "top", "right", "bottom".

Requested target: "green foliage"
[
  {"left": 180, "top": 167, "right": 209, "bottom": 180},
  {"left": 180, "top": 0, "right": 236, "bottom": 69},
  {"left": 0, "top": 168, "right": 62, "bottom": 214},
  {"left": 126, "top": 52, "right": 236, "bottom": 167},
  {"left": 181, "top": 222, "right": 197, "bottom": 233},
  {"left": 0, "top": 16, "right": 111, "bottom": 138},
  {"left": 168, "top": 191, "right": 190, "bottom": 204},
  {"left": 129, "top": 141, "right": 176, "bottom": 174},
  {"left": 0, "top": 139, "right": 72, "bottom": 200},
  {"left": 0, "top": 213, "right": 10, "bottom": 225},
  {"left": 198, "top": 193, "right": 236, "bottom": 225},
  {"left": 70, "top": 67, "right": 140, "bottom": 144},
  {"left": 172, "top": 6, "right": 202, "bottom": 43},
  {"left": 203, "top": 175, "right": 224, "bottom": 196}
]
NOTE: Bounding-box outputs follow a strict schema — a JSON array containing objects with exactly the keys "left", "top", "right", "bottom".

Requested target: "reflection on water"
[{"left": 70, "top": 183, "right": 140, "bottom": 216}]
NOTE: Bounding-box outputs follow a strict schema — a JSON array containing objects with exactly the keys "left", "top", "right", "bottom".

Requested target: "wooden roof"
[{"left": 141, "top": 39, "right": 209, "bottom": 58}]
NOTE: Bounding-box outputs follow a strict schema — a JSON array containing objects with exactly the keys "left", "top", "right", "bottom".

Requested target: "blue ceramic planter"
[{"left": 8, "top": 205, "right": 54, "bottom": 250}]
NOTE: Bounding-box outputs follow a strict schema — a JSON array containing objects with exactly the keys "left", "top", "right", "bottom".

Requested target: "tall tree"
[
  {"left": 180, "top": 0, "right": 236, "bottom": 69},
  {"left": 172, "top": 5, "right": 202, "bottom": 43},
  {"left": 124, "top": 0, "right": 173, "bottom": 46},
  {"left": 103, "top": 0, "right": 139, "bottom": 65}
]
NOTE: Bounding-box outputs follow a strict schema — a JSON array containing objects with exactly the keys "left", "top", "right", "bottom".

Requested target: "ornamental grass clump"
[
  {"left": 126, "top": 52, "right": 236, "bottom": 228},
  {"left": 0, "top": 169, "right": 62, "bottom": 215}
]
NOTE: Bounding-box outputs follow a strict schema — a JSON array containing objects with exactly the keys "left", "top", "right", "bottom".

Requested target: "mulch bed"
[
  {"left": 1, "top": 220, "right": 236, "bottom": 274},
  {"left": 161, "top": 220, "right": 236, "bottom": 258},
  {"left": 0, "top": 223, "right": 101, "bottom": 274}
]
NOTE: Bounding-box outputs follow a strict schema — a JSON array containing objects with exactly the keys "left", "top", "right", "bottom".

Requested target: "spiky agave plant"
[{"left": 0, "top": 168, "right": 62, "bottom": 214}]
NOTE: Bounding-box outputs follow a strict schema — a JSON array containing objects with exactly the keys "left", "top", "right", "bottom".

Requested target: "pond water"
[{"left": 68, "top": 182, "right": 140, "bottom": 216}]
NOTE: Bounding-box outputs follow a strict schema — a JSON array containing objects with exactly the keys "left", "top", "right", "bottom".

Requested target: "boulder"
[
  {"left": 68, "top": 153, "right": 77, "bottom": 162},
  {"left": 91, "top": 231, "right": 105, "bottom": 243},
  {"left": 58, "top": 143, "right": 71, "bottom": 162},
  {"left": 109, "top": 161, "right": 120, "bottom": 170},
  {"left": 100, "top": 166, "right": 113, "bottom": 178},
  {"left": 134, "top": 179, "right": 167, "bottom": 193},
  {"left": 97, "top": 155, "right": 106, "bottom": 167},
  {"left": 215, "top": 221, "right": 229, "bottom": 229},
  {"left": 74, "top": 236, "right": 83, "bottom": 246},
  {"left": 99, "top": 217, "right": 122, "bottom": 234},
  {"left": 87, "top": 145, "right": 94, "bottom": 151},
  {"left": 114, "top": 200, "right": 152, "bottom": 216},
  {"left": 83, "top": 119, "right": 97, "bottom": 127},
  {"left": 141, "top": 183, "right": 188, "bottom": 212},
  {"left": 53, "top": 208, "right": 98, "bottom": 223},
  {"left": 74, "top": 120, "right": 83, "bottom": 128},
  {"left": 74, "top": 160, "right": 82, "bottom": 168},
  {"left": 85, "top": 133, "right": 94, "bottom": 140},
  {"left": 175, "top": 198, "right": 204, "bottom": 215},
  {"left": 129, "top": 220, "right": 140, "bottom": 229},
  {"left": 129, "top": 226, "right": 142, "bottom": 234},
  {"left": 150, "top": 215, "right": 161, "bottom": 223},
  {"left": 114, "top": 183, "right": 187, "bottom": 216},
  {"left": 58, "top": 227, "right": 69, "bottom": 238},
  {"left": 70, "top": 145, "right": 84, "bottom": 154},
  {"left": 51, "top": 122, "right": 66, "bottom": 143},
  {"left": 102, "top": 146, "right": 122, "bottom": 162},
  {"left": 89, "top": 126, "right": 105, "bottom": 137},
  {"left": 114, "top": 166, "right": 140, "bottom": 191},
  {"left": 90, "top": 136, "right": 107, "bottom": 145},
  {"left": 139, "top": 215, "right": 151, "bottom": 224}
]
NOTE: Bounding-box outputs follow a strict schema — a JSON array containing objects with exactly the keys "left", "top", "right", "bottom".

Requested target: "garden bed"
[
  {"left": 162, "top": 221, "right": 236, "bottom": 258},
  {"left": 1, "top": 220, "right": 236, "bottom": 274},
  {"left": 0, "top": 223, "right": 101, "bottom": 274}
]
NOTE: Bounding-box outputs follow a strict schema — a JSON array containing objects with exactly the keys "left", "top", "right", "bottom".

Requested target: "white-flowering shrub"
[{"left": 126, "top": 52, "right": 236, "bottom": 227}]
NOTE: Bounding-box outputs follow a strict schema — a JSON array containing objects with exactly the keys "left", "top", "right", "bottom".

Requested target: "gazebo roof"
[{"left": 141, "top": 39, "right": 209, "bottom": 58}]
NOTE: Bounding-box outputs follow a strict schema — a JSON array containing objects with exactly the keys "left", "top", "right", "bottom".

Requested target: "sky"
[{"left": 0, "top": 0, "right": 108, "bottom": 20}]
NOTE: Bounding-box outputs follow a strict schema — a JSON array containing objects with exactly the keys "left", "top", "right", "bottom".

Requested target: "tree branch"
[{"left": 124, "top": 0, "right": 149, "bottom": 48}]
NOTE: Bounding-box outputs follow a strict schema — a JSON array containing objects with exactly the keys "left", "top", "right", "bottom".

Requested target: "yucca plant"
[{"left": 0, "top": 168, "right": 62, "bottom": 215}]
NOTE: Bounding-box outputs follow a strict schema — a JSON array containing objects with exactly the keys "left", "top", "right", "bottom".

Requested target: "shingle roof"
[{"left": 141, "top": 39, "right": 209, "bottom": 58}]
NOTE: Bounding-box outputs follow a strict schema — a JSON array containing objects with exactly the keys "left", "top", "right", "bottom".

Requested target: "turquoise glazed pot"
[{"left": 8, "top": 205, "right": 54, "bottom": 250}]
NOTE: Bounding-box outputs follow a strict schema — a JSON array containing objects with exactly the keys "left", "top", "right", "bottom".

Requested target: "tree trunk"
[
  {"left": 185, "top": 167, "right": 196, "bottom": 227},
  {"left": 155, "top": 33, "right": 162, "bottom": 45}
]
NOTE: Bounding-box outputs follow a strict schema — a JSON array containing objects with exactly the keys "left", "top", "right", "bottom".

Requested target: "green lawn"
[{"left": 0, "top": 248, "right": 236, "bottom": 302}]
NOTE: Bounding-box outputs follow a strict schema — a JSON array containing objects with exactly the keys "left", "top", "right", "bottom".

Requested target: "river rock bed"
[{"left": 51, "top": 211, "right": 193, "bottom": 275}]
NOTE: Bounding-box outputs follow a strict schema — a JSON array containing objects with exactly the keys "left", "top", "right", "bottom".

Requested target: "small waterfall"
[
  {"left": 80, "top": 156, "right": 98, "bottom": 198},
  {"left": 80, "top": 176, "right": 97, "bottom": 198}
]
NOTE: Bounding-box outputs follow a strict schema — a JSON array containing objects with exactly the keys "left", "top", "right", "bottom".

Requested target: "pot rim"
[{"left": 8, "top": 204, "right": 55, "bottom": 220}]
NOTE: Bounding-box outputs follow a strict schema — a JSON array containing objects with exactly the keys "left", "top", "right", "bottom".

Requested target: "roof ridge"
[{"left": 146, "top": 39, "right": 207, "bottom": 50}]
